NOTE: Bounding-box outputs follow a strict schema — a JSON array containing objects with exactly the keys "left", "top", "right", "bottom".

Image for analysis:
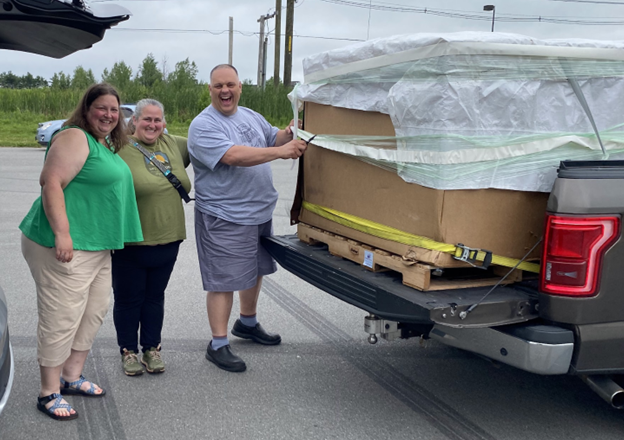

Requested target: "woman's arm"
[
  {"left": 171, "top": 135, "right": 190, "bottom": 168},
  {"left": 40, "top": 129, "right": 90, "bottom": 263}
]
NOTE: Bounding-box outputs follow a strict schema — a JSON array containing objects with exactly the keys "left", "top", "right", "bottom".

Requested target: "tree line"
[
  {"left": 0, "top": 71, "right": 48, "bottom": 89},
  {"left": 0, "top": 54, "right": 294, "bottom": 124},
  {"left": 0, "top": 54, "right": 199, "bottom": 91}
]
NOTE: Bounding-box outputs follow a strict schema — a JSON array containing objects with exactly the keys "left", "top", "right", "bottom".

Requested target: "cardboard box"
[{"left": 294, "top": 103, "right": 549, "bottom": 263}]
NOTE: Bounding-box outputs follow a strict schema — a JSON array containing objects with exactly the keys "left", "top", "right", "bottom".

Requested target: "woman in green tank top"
[{"left": 19, "top": 83, "right": 143, "bottom": 421}]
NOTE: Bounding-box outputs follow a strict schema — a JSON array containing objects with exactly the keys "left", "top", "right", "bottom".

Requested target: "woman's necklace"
[{"left": 105, "top": 136, "right": 115, "bottom": 153}]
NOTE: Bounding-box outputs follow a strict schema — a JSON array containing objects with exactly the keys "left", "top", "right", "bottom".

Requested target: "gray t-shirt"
[{"left": 188, "top": 105, "right": 279, "bottom": 225}]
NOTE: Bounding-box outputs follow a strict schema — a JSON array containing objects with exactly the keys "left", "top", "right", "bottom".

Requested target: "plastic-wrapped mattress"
[{"left": 290, "top": 32, "right": 624, "bottom": 192}]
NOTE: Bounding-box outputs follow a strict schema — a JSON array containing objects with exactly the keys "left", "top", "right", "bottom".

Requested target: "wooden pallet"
[
  {"left": 297, "top": 223, "right": 523, "bottom": 292},
  {"left": 299, "top": 209, "right": 472, "bottom": 268}
]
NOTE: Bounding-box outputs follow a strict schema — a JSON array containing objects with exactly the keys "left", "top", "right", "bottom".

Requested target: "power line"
[
  {"left": 95, "top": 0, "right": 624, "bottom": 28},
  {"left": 295, "top": 34, "right": 363, "bottom": 41},
  {"left": 112, "top": 28, "right": 365, "bottom": 42},
  {"left": 317, "top": 0, "right": 624, "bottom": 24},
  {"left": 90, "top": 0, "right": 177, "bottom": 2},
  {"left": 113, "top": 28, "right": 245, "bottom": 35},
  {"left": 549, "top": 0, "right": 624, "bottom": 4}
]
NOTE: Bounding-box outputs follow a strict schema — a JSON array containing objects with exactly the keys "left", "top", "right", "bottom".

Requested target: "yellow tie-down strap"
[{"left": 301, "top": 201, "right": 541, "bottom": 274}]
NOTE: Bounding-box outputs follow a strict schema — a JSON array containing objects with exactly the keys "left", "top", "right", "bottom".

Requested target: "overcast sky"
[{"left": 4, "top": 0, "right": 624, "bottom": 84}]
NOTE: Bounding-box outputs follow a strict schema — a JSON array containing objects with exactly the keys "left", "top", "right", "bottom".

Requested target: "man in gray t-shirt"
[{"left": 188, "top": 64, "right": 307, "bottom": 372}]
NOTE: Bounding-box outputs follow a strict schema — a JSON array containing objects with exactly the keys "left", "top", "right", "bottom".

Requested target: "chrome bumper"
[{"left": 429, "top": 325, "right": 573, "bottom": 375}]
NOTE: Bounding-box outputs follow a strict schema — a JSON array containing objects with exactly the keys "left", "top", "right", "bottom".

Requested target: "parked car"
[
  {"left": 1, "top": 0, "right": 132, "bottom": 417},
  {"left": 36, "top": 104, "right": 136, "bottom": 147},
  {"left": 0, "top": 286, "right": 13, "bottom": 417}
]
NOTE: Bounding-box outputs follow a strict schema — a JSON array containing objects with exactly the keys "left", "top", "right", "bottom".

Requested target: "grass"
[
  {"left": 0, "top": 113, "right": 293, "bottom": 148},
  {"left": 0, "top": 112, "right": 45, "bottom": 147},
  {"left": 165, "top": 120, "right": 191, "bottom": 138},
  {"left": 0, "top": 84, "right": 296, "bottom": 147}
]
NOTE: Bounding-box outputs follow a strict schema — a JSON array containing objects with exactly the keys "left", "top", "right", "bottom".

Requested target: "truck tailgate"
[{"left": 263, "top": 235, "right": 539, "bottom": 328}]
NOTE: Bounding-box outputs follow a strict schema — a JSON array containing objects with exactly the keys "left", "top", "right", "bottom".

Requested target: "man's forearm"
[
  {"left": 221, "top": 145, "right": 283, "bottom": 167},
  {"left": 274, "top": 129, "right": 292, "bottom": 147}
]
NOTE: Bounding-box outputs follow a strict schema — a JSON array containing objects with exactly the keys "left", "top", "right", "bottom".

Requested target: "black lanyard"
[{"left": 131, "top": 141, "right": 192, "bottom": 203}]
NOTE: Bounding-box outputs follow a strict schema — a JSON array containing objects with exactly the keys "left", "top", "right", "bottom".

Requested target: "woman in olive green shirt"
[
  {"left": 20, "top": 83, "right": 143, "bottom": 421},
  {"left": 112, "top": 99, "right": 191, "bottom": 376}
]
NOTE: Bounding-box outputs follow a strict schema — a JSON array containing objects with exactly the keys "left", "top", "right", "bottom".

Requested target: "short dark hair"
[
  {"left": 63, "top": 83, "right": 127, "bottom": 153},
  {"left": 210, "top": 64, "right": 239, "bottom": 82}
]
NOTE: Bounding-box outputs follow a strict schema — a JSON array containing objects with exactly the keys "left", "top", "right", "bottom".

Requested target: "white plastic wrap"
[{"left": 291, "top": 32, "right": 624, "bottom": 192}]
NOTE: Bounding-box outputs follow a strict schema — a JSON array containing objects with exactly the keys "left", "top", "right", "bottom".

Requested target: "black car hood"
[{"left": 0, "top": 0, "right": 131, "bottom": 58}]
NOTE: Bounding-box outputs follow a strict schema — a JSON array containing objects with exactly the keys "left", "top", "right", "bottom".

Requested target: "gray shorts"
[{"left": 194, "top": 209, "right": 277, "bottom": 292}]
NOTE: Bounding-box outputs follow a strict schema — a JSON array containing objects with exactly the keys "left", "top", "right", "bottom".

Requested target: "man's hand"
[
  {"left": 284, "top": 119, "right": 303, "bottom": 137},
  {"left": 275, "top": 119, "right": 303, "bottom": 146},
  {"left": 277, "top": 139, "right": 307, "bottom": 159}
]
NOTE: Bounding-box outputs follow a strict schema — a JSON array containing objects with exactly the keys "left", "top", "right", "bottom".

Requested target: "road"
[{"left": 1, "top": 147, "right": 624, "bottom": 439}]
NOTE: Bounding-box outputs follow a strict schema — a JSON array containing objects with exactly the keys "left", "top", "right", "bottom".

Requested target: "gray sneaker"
[
  {"left": 121, "top": 349, "right": 144, "bottom": 376},
  {"left": 141, "top": 346, "right": 165, "bottom": 374}
]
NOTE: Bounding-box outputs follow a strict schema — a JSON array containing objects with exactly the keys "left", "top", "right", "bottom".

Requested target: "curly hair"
[{"left": 63, "top": 83, "right": 128, "bottom": 153}]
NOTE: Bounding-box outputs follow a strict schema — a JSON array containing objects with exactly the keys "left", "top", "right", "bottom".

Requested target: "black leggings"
[{"left": 112, "top": 241, "right": 181, "bottom": 354}]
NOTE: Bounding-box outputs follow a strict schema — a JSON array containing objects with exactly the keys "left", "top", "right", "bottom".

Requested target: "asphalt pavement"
[{"left": 1, "top": 147, "right": 624, "bottom": 440}]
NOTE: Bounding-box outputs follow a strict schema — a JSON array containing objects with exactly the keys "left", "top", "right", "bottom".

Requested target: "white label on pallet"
[{"left": 363, "top": 250, "right": 374, "bottom": 268}]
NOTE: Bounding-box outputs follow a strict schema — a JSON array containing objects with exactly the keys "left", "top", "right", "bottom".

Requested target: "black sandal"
[{"left": 37, "top": 393, "right": 79, "bottom": 421}]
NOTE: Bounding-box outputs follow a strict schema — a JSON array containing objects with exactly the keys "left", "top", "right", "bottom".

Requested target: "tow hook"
[{"left": 364, "top": 314, "right": 400, "bottom": 344}]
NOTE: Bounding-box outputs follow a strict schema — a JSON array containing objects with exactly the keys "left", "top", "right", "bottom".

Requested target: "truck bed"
[{"left": 263, "top": 235, "right": 540, "bottom": 328}]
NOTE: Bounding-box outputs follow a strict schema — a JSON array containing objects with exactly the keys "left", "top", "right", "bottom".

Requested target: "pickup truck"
[{"left": 262, "top": 159, "right": 624, "bottom": 409}]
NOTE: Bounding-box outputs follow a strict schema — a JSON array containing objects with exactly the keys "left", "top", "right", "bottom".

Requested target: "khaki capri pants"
[{"left": 21, "top": 234, "right": 112, "bottom": 367}]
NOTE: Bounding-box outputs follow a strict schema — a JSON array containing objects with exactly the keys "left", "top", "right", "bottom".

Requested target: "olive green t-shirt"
[
  {"left": 119, "top": 134, "right": 191, "bottom": 246},
  {"left": 19, "top": 128, "right": 143, "bottom": 250}
]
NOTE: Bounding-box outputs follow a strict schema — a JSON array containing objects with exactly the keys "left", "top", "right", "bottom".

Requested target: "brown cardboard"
[
  {"left": 299, "top": 103, "right": 548, "bottom": 262},
  {"left": 304, "top": 102, "right": 396, "bottom": 136}
]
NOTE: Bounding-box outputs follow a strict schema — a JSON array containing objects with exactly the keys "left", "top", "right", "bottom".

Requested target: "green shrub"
[
  {"left": 0, "top": 84, "right": 295, "bottom": 126},
  {"left": 0, "top": 84, "right": 298, "bottom": 146}
]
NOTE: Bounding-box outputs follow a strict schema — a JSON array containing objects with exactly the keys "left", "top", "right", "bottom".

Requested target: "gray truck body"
[{"left": 263, "top": 160, "right": 624, "bottom": 408}]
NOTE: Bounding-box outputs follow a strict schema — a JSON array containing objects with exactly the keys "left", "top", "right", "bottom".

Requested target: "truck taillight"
[{"left": 540, "top": 214, "right": 620, "bottom": 297}]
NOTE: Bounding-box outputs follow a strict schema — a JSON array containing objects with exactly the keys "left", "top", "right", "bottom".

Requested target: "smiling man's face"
[{"left": 209, "top": 66, "right": 242, "bottom": 116}]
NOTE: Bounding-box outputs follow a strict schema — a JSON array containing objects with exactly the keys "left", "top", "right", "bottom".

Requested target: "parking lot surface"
[{"left": 1, "top": 147, "right": 624, "bottom": 440}]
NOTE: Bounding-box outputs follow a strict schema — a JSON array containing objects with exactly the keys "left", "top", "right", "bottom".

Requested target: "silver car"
[
  {"left": 36, "top": 104, "right": 137, "bottom": 146},
  {"left": 0, "top": 286, "right": 14, "bottom": 417}
]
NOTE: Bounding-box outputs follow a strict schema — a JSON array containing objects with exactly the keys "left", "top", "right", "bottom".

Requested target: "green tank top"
[{"left": 19, "top": 127, "right": 143, "bottom": 250}]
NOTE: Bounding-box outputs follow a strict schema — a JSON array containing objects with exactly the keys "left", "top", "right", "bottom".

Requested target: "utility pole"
[
  {"left": 273, "top": 0, "right": 282, "bottom": 87},
  {"left": 257, "top": 12, "right": 275, "bottom": 89},
  {"left": 257, "top": 15, "right": 266, "bottom": 87},
  {"left": 483, "top": 5, "right": 495, "bottom": 32},
  {"left": 284, "top": 0, "right": 294, "bottom": 87},
  {"left": 228, "top": 16, "right": 233, "bottom": 64},
  {"left": 262, "top": 35, "right": 269, "bottom": 89}
]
